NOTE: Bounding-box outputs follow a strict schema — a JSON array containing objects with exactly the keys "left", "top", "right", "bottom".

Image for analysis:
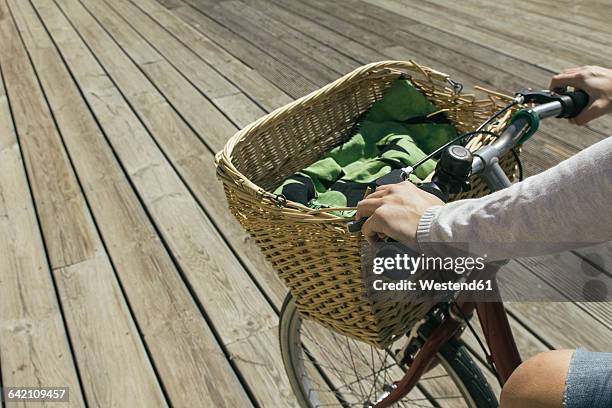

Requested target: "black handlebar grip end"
[
  {"left": 347, "top": 217, "right": 367, "bottom": 234},
  {"left": 566, "top": 90, "right": 590, "bottom": 119}
]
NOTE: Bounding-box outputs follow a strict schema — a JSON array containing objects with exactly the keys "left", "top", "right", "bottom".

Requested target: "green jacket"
[{"left": 274, "top": 79, "right": 457, "bottom": 216}]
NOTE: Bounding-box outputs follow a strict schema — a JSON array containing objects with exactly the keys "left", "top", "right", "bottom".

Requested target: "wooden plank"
[
  {"left": 510, "top": 302, "right": 612, "bottom": 353},
  {"left": 127, "top": 0, "right": 293, "bottom": 111},
  {"left": 16, "top": 1, "right": 255, "bottom": 406},
  {"left": 0, "top": 8, "right": 91, "bottom": 268},
  {"left": 246, "top": 0, "right": 388, "bottom": 65},
  {"left": 269, "top": 0, "right": 396, "bottom": 52},
  {"left": 500, "top": 261, "right": 612, "bottom": 352},
  {"left": 225, "top": 326, "right": 343, "bottom": 407},
  {"left": 95, "top": 0, "right": 265, "bottom": 127},
  {"left": 425, "top": 0, "right": 612, "bottom": 55},
  {"left": 0, "top": 1, "right": 167, "bottom": 405},
  {"left": 325, "top": 2, "right": 535, "bottom": 92},
  {"left": 42, "top": 1, "right": 301, "bottom": 405},
  {"left": 213, "top": 92, "right": 269, "bottom": 128},
  {"left": 103, "top": 0, "right": 240, "bottom": 100},
  {"left": 528, "top": 0, "right": 612, "bottom": 28},
  {"left": 316, "top": 0, "right": 551, "bottom": 85},
  {"left": 156, "top": 0, "right": 183, "bottom": 9},
  {"left": 171, "top": 3, "right": 317, "bottom": 98},
  {"left": 273, "top": 0, "right": 529, "bottom": 93},
  {"left": 483, "top": 0, "right": 612, "bottom": 43},
  {"left": 75, "top": 0, "right": 238, "bottom": 152},
  {"left": 349, "top": 0, "right": 569, "bottom": 71},
  {"left": 182, "top": 0, "right": 340, "bottom": 85},
  {"left": 0, "top": 51, "right": 85, "bottom": 408},
  {"left": 496, "top": 0, "right": 612, "bottom": 37},
  {"left": 53, "top": 254, "right": 167, "bottom": 407},
  {"left": 388, "top": 0, "right": 609, "bottom": 66},
  {"left": 517, "top": 254, "right": 612, "bottom": 328},
  {"left": 221, "top": 0, "right": 361, "bottom": 75}
]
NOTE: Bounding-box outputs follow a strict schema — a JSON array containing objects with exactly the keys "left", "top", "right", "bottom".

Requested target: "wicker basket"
[{"left": 216, "top": 61, "right": 520, "bottom": 348}]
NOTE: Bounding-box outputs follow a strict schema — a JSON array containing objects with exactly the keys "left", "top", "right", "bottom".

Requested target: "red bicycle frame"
[{"left": 374, "top": 274, "right": 522, "bottom": 407}]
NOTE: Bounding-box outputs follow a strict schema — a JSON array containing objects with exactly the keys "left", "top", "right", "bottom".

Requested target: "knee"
[{"left": 500, "top": 349, "right": 574, "bottom": 408}]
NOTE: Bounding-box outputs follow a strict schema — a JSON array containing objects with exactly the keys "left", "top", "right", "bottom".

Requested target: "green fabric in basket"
[{"left": 274, "top": 79, "right": 457, "bottom": 217}]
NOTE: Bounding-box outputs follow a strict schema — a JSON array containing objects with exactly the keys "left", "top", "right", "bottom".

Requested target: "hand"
[
  {"left": 549, "top": 66, "right": 612, "bottom": 125},
  {"left": 355, "top": 181, "right": 443, "bottom": 245}
]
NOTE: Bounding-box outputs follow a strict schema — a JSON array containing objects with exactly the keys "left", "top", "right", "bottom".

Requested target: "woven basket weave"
[{"left": 216, "top": 61, "right": 520, "bottom": 348}]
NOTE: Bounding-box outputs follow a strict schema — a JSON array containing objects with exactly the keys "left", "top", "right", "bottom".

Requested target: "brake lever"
[{"left": 515, "top": 88, "right": 559, "bottom": 105}]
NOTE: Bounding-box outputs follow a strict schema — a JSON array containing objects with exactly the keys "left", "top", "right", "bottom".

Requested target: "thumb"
[{"left": 571, "top": 98, "right": 610, "bottom": 126}]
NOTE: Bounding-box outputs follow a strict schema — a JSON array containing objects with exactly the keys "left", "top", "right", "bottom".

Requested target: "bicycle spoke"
[
  {"left": 343, "top": 335, "right": 368, "bottom": 399},
  {"left": 290, "top": 313, "right": 471, "bottom": 408},
  {"left": 334, "top": 363, "right": 399, "bottom": 391}
]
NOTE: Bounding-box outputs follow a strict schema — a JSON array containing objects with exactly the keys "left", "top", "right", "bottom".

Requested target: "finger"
[
  {"left": 355, "top": 198, "right": 384, "bottom": 219},
  {"left": 561, "top": 67, "right": 584, "bottom": 74},
  {"left": 572, "top": 99, "right": 610, "bottom": 126},
  {"left": 362, "top": 214, "right": 387, "bottom": 244},
  {"left": 549, "top": 72, "right": 584, "bottom": 90},
  {"left": 364, "top": 188, "right": 391, "bottom": 200},
  {"left": 375, "top": 181, "right": 417, "bottom": 194},
  {"left": 376, "top": 183, "right": 394, "bottom": 190}
]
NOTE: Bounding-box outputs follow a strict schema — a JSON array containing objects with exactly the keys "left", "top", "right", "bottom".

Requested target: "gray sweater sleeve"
[{"left": 416, "top": 136, "right": 612, "bottom": 261}]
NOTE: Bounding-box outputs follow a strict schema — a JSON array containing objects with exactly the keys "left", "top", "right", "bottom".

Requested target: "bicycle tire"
[{"left": 279, "top": 294, "right": 498, "bottom": 407}]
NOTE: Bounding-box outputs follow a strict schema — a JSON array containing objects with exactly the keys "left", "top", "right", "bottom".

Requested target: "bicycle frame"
[
  {"left": 373, "top": 98, "right": 572, "bottom": 407},
  {"left": 374, "top": 271, "right": 520, "bottom": 407}
]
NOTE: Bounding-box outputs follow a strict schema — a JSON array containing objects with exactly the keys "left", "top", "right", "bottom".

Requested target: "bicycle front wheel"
[{"left": 279, "top": 294, "right": 497, "bottom": 407}]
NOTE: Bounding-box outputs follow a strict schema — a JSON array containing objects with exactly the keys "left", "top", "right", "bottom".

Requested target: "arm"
[{"left": 417, "top": 136, "right": 612, "bottom": 260}]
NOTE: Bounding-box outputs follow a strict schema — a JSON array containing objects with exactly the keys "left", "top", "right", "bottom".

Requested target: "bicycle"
[{"left": 278, "top": 88, "right": 589, "bottom": 407}]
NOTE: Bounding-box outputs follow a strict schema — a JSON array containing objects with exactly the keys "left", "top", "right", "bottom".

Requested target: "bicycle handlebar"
[
  {"left": 346, "top": 89, "right": 590, "bottom": 233},
  {"left": 470, "top": 89, "right": 589, "bottom": 191}
]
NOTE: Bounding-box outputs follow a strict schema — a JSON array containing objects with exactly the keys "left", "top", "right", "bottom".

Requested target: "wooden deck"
[{"left": 0, "top": 0, "right": 610, "bottom": 406}]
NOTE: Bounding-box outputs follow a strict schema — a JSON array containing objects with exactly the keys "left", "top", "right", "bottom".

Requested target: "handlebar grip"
[
  {"left": 346, "top": 182, "right": 449, "bottom": 234},
  {"left": 347, "top": 217, "right": 366, "bottom": 233},
  {"left": 562, "top": 90, "right": 590, "bottom": 118}
]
